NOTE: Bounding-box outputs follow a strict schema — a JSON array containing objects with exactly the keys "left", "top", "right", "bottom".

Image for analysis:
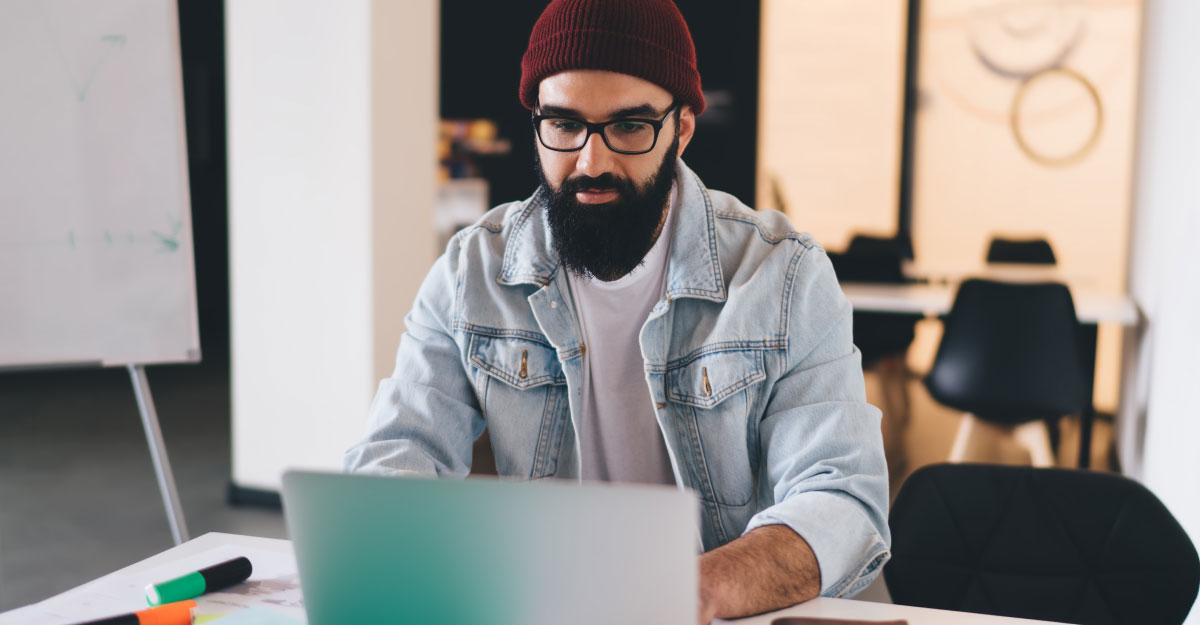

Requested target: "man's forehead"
[{"left": 537, "top": 70, "right": 674, "bottom": 117}]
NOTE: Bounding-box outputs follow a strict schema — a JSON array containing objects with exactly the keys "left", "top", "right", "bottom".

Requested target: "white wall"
[
  {"left": 1121, "top": 2, "right": 1200, "bottom": 621},
  {"left": 227, "top": 0, "right": 438, "bottom": 492}
]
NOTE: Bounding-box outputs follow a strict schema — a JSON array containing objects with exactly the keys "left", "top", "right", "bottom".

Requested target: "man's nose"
[{"left": 574, "top": 131, "right": 616, "bottom": 179}]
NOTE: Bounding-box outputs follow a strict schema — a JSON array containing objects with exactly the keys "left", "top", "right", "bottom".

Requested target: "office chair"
[
  {"left": 925, "top": 279, "right": 1086, "bottom": 466},
  {"left": 985, "top": 235, "right": 1072, "bottom": 455},
  {"left": 886, "top": 463, "right": 1200, "bottom": 625},
  {"left": 830, "top": 235, "right": 917, "bottom": 364},
  {"left": 828, "top": 234, "right": 919, "bottom": 475},
  {"left": 986, "top": 236, "right": 1057, "bottom": 265}
]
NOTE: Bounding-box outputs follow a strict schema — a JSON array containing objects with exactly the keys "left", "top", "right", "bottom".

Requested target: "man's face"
[{"left": 534, "top": 70, "right": 695, "bottom": 281}]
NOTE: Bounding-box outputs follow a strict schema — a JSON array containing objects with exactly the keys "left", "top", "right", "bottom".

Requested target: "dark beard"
[{"left": 537, "top": 132, "right": 679, "bottom": 282}]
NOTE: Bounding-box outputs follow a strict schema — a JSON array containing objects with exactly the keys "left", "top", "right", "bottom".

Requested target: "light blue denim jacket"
[{"left": 344, "top": 160, "right": 891, "bottom": 597}]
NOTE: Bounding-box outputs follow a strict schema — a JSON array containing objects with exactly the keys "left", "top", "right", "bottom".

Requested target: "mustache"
[{"left": 559, "top": 173, "right": 635, "bottom": 195}]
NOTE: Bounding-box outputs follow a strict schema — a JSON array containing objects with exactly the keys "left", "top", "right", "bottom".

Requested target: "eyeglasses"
[{"left": 531, "top": 102, "right": 679, "bottom": 155}]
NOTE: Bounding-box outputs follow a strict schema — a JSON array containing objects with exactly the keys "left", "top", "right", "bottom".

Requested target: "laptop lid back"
[{"left": 282, "top": 471, "right": 698, "bottom": 625}]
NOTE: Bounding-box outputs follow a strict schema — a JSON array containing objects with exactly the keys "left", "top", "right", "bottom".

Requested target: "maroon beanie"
[{"left": 519, "top": 0, "right": 705, "bottom": 115}]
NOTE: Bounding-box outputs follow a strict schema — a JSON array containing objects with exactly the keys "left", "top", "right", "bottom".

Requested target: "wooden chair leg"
[
  {"left": 949, "top": 413, "right": 976, "bottom": 462},
  {"left": 878, "top": 355, "right": 911, "bottom": 476},
  {"left": 1014, "top": 420, "right": 1056, "bottom": 467}
]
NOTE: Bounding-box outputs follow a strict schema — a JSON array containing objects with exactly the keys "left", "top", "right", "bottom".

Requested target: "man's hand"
[{"left": 697, "top": 524, "right": 821, "bottom": 624}]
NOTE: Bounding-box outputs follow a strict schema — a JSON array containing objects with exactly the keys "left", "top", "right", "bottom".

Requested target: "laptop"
[{"left": 281, "top": 471, "right": 698, "bottom": 625}]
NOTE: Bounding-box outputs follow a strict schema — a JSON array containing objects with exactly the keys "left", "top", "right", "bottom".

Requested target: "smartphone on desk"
[{"left": 771, "top": 618, "right": 908, "bottom": 625}]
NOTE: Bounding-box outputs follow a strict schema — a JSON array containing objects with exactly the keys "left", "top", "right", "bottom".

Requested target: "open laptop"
[{"left": 281, "top": 471, "right": 698, "bottom": 625}]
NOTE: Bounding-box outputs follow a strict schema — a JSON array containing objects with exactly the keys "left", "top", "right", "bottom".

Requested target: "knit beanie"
[{"left": 519, "top": 0, "right": 705, "bottom": 115}]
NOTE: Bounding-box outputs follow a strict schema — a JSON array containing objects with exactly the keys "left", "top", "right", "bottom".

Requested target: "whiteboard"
[{"left": 0, "top": 0, "right": 199, "bottom": 368}]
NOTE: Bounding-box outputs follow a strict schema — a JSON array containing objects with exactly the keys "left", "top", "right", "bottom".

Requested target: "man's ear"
[{"left": 676, "top": 104, "right": 696, "bottom": 156}]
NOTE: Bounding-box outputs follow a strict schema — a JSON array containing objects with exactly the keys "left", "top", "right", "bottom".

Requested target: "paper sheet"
[
  {"left": 201, "top": 607, "right": 305, "bottom": 625},
  {"left": 0, "top": 544, "right": 306, "bottom": 624}
]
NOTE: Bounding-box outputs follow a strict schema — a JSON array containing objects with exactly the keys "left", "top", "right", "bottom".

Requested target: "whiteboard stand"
[{"left": 127, "top": 365, "right": 189, "bottom": 546}]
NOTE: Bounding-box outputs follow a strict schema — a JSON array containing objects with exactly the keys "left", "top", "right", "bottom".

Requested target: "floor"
[{"left": 0, "top": 357, "right": 1115, "bottom": 612}]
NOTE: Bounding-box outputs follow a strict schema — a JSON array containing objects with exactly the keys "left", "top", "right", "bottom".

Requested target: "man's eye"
[
  {"left": 611, "top": 121, "right": 650, "bottom": 134},
  {"left": 551, "top": 120, "right": 584, "bottom": 132}
]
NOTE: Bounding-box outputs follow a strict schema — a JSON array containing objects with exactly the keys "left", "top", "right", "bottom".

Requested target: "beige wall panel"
[{"left": 758, "top": 0, "right": 908, "bottom": 250}]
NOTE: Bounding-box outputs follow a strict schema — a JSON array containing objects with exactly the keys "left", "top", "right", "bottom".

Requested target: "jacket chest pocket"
[
  {"left": 468, "top": 334, "right": 568, "bottom": 478},
  {"left": 667, "top": 349, "right": 765, "bottom": 508}
]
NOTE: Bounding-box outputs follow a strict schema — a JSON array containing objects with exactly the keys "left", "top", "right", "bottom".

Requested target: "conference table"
[
  {"left": 0, "top": 532, "right": 1066, "bottom": 625},
  {"left": 840, "top": 264, "right": 1139, "bottom": 469}
]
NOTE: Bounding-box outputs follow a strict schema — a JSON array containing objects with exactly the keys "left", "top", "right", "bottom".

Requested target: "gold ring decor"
[{"left": 1009, "top": 66, "right": 1104, "bottom": 167}]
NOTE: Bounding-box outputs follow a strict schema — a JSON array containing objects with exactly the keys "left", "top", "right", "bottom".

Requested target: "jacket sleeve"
[
  {"left": 742, "top": 244, "right": 892, "bottom": 598},
  {"left": 343, "top": 234, "right": 483, "bottom": 477}
]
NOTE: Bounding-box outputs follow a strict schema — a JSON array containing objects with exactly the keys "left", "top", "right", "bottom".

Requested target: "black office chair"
[
  {"left": 986, "top": 236, "right": 1057, "bottom": 265},
  {"left": 925, "top": 279, "right": 1086, "bottom": 466},
  {"left": 828, "top": 234, "right": 917, "bottom": 366},
  {"left": 886, "top": 463, "right": 1200, "bottom": 625},
  {"left": 828, "top": 234, "right": 920, "bottom": 475},
  {"left": 985, "top": 236, "right": 1073, "bottom": 454},
  {"left": 848, "top": 232, "right": 915, "bottom": 261}
]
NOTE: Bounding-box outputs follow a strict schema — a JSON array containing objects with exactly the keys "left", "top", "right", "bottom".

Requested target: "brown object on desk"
[{"left": 772, "top": 618, "right": 908, "bottom": 625}]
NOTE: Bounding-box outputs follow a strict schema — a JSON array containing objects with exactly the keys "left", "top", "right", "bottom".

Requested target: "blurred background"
[{"left": 2, "top": 0, "right": 1197, "bottom": 618}]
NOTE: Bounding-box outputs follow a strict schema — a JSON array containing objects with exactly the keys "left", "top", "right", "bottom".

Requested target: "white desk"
[
  {"left": 840, "top": 282, "right": 1138, "bottom": 326},
  {"left": 0, "top": 532, "right": 1064, "bottom": 625},
  {"left": 733, "top": 597, "right": 1062, "bottom": 624}
]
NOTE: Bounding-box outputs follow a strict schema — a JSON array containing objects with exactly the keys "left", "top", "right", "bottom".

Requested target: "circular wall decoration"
[
  {"left": 968, "top": 0, "right": 1087, "bottom": 79},
  {"left": 1009, "top": 66, "right": 1103, "bottom": 167}
]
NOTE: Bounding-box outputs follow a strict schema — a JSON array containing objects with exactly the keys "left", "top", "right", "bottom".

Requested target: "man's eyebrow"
[{"left": 537, "top": 103, "right": 666, "bottom": 119}]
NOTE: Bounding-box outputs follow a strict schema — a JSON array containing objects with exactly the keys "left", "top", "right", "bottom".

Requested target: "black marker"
[{"left": 144, "top": 557, "right": 253, "bottom": 605}]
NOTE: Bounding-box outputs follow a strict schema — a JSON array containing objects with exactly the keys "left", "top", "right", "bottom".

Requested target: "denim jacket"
[{"left": 344, "top": 160, "right": 891, "bottom": 597}]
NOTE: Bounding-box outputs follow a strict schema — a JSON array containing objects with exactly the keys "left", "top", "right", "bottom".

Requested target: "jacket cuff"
[{"left": 744, "top": 490, "right": 891, "bottom": 598}]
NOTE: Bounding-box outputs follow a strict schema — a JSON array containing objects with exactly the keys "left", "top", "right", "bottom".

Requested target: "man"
[{"left": 345, "top": 0, "right": 890, "bottom": 621}]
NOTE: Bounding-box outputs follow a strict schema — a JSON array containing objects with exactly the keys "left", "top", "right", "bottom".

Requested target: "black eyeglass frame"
[{"left": 531, "top": 101, "right": 680, "bottom": 155}]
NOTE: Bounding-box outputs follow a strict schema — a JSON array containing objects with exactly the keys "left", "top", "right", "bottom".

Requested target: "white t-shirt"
[{"left": 567, "top": 185, "right": 679, "bottom": 485}]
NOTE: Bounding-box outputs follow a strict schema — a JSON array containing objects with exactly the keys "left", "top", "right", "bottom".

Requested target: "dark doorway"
[{"left": 178, "top": 0, "right": 228, "bottom": 366}]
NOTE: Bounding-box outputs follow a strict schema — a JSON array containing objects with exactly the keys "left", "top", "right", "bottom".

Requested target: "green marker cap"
[{"left": 145, "top": 571, "right": 206, "bottom": 606}]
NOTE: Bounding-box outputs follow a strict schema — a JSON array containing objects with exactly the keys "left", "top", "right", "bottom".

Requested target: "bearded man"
[{"left": 345, "top": 1, "right": 890, "bottom": 621}]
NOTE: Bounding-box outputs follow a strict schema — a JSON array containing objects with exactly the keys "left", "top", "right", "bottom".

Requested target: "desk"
[
  {"left": 840, "top": 282, "right": 1138, "bottom": 326},
  {"left": 0, "top": 532, "right": 1065, "bottom": 625},
  {"left": 840, "top": 281, "right": 1139, "bottom": 469}
]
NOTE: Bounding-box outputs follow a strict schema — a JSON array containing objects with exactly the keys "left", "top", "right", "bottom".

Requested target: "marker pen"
[
  {"left": 145, "top": 557, "right": 253, "bottom": 606},
  {"left": 73, "top": 599, "right": 196, "bottom": 625}
]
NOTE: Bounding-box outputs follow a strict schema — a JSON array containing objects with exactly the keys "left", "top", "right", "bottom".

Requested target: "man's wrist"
[
  {"left": 697, "top": 524, "right": 822, "bottom": 621},
  {"left": 698, "top": 550, "right": 729, "bottom": 620}
]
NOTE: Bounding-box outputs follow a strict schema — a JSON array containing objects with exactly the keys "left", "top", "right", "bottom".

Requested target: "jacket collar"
[{"left": 497, "top": 159, "right": 726, "bottom": 303}]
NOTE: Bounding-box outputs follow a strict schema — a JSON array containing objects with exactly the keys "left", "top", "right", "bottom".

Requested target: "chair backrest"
[
  {"left": 886, "top": 463, "right": 1200, "bottom": 625},
  {"left": 829, "top": 235, "right": 909, "bottom": 284},
  {"left": 848, "top": 233, "right": 914, "bottom": 261},
  {"left": 925, "top": 279, "right": 1086, "bottom": 424},
  {"left": 827, "top": 234, "right": 918, "bottom": 364},
  {"left": 986, "top": 237, "right": 1057, "bottom": 265}
]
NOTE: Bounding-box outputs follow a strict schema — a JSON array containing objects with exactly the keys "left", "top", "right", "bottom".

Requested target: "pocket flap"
[
  {"left": 667, "top": 350, "right": 765, "bottom": 409},
  {"left": 469, "top": 335, "right": 565, "bottom": 390}
]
